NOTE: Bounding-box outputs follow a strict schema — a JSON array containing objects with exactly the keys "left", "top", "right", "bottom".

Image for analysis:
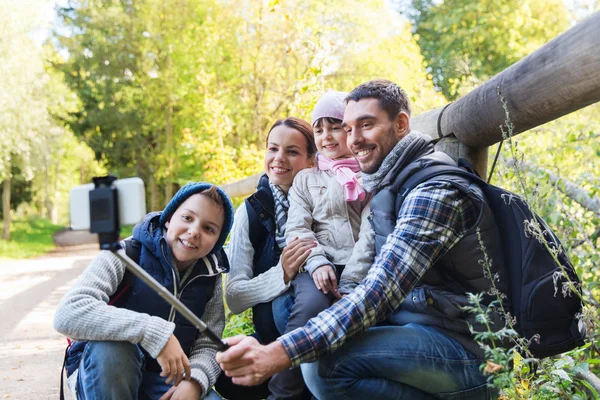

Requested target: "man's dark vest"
[
  {"left": 244, "top": 174, "right": 281, "bottom": 344},
  {"left": 122, "top": 239, "right": 224, "bottom": 372},
  {"left": 370, "top": 150, "right": 508, "bottom": 341}
]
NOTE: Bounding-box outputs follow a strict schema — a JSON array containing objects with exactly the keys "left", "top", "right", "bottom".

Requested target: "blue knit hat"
[{"left": 159, "top": 182, "right": 234, "bottom": 255}]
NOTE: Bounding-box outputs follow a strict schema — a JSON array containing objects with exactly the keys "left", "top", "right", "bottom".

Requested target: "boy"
[{"left": 55, "top": 182, "right": 234, "bottom": 399}]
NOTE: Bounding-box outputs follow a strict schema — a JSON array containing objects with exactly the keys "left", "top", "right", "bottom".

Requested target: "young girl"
[
  {"left": 268, "top": 91, "right": 375, "bottom": 399},
  {"left": 55, "top": 183, "right": 234, "bottom": 400}
]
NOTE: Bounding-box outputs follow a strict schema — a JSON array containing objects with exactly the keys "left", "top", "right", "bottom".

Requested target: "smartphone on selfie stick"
[{"left": 70, "top": 175, "right": 229, "bottom": 352}]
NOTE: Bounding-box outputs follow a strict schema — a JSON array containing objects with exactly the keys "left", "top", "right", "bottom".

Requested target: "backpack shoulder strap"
[
  {"left": 398, "top": 163, "right": 487, "bottom": 203},
  {"left": 124, "top": 237, "right": 141, "bottom": 265}
]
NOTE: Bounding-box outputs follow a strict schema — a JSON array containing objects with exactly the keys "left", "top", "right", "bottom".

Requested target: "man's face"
[{"left": 343, "top": 98, "right": 409, "bottom": 174}]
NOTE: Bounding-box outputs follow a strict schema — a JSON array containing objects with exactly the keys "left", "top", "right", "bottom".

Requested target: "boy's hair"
[
  {"left": 267, "top": 117, "right": 317, "bottom": 158},
  {"left": 312, "top": 116, "right": 343, "bottom": 129},
  {"left": 346, "top": 79, "right": 411, "bottom": 120},
  {"left": 199, "top": 186, "right": 224, "bottom": 209},
  {"left": 159, "top": 182, "right": 234, "bottom": 255}
]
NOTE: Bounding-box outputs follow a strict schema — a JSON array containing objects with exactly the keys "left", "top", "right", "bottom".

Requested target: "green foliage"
[
  {"left": 408, "top": 0, "right": 570, "bottom": 99},
  {"left": 463, "top": 98, "right": 600, "bottom": 399},
  {"left": 223, "top": 309, "right": 255, "bottom": 339},
  {"left": 0, "top": 218, "right": 63, "bottom": 260}
]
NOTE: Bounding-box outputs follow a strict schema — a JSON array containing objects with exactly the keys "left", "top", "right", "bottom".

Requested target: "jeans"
[
  {"left": 301, "top": 324, "right": 496, "bottom": 400},
  {"left": 272, "top": 288, "right": 294, "bottom": 335},
  {"left": 76, "top": 341, "right": 221, "bottom": 400}
]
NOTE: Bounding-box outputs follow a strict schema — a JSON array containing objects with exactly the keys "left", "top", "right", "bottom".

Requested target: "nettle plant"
[{"left": 463, "top": 94, "right": 599, "bottom": 399}]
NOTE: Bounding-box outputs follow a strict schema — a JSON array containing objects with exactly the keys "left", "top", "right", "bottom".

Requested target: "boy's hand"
[
  {"left": 159, "top": 380, "right": 202, "bottom": 400},
  {"left": 157, "top": 334, "right": 191, "bottom": 387},
  {"left": 281, "top": 237, "right": 315, "bottom": 284},
  {"left": 312, "top": 265, "right": 341, "bottom": 299}
]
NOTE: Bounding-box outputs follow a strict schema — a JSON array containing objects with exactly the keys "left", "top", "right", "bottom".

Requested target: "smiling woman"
[{"left": 218, "top": 117, "right": 316, "bottom": 399}]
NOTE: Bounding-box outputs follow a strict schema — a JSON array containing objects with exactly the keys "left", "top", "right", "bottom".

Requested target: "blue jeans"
[
  {"left": 300, "top": 324, "right": 496, "bottom": 400},
  {"left": 272, "top": 288, "right": 294, "bottom": 335},
  {"left": 76, "top": 341, "right": 221, "bottom": 400}
]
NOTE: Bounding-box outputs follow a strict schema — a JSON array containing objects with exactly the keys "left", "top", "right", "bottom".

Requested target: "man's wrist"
[{"left": 267, "top": 340, "right": 292, "bottom": 373}]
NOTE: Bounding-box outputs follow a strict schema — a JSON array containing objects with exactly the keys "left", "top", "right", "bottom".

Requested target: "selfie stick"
[
  {"left": 112, "top": 249, "right": 229, "bottom": 351},
  {"left": 90, "top": 175, "right": 229, "bottom": 352}
]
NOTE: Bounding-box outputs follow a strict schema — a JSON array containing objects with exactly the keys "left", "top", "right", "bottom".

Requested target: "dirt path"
[{"left": 0, "top": 245, "right": 99, "bottom": 400}]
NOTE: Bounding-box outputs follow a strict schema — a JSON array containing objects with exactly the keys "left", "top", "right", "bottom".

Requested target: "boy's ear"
[{"left": 164, "top": 220, "right": 170, "bottom": 229}]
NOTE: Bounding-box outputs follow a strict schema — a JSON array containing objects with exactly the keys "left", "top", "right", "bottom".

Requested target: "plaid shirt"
[{"left": 278, "top": 179, "right": 481, "bottom": 366}]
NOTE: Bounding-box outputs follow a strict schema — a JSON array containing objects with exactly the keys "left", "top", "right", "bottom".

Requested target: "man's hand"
[
  {"left": 216, "top": 335, "right": 292, "bottom": 386},
  {"left": 281, "top": 237, "right": 315, "bottom": 284},
  {"left": 312, "top": 264, "right": 341, "bottom": 299},
  {"left": 156, "top": 334, "right": 191, "bottom": 386},
  {"left": 159, "top": 380, "right": 202, "bottom": 400}
]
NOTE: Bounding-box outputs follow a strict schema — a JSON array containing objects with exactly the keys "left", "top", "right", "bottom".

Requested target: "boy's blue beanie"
[{"left": 159, "top": 182, "right": 234, "bottom": 255}]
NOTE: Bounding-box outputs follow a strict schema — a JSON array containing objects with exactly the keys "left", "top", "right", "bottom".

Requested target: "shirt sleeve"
[
  {"left": 286, "top": 171, "right": 334, "bottom": 275},
  {"left": 277, "top": 180, "right": 481, "bottom": 365},
  {"left": 338, "top": 202, "right": 376, "bottom": 294},
  {"left": 224, "top": 204, "right": 291, "bottom": 314},
  {"left": 53, "top": 250, "right": 175, "bottom": 358}
]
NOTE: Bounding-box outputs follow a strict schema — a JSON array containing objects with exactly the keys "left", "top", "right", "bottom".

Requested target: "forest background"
[{"left": 1, "top": 0, "right": 599, "bottom": 398}]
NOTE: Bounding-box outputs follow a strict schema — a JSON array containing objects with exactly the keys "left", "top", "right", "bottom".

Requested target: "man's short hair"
[{"left": 345, "top": 79, "right": 411, "bottom": 120}]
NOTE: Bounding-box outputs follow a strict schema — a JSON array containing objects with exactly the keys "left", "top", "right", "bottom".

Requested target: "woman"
[{"left": 216, "top": 117, "right": 317, "bottom": 399}]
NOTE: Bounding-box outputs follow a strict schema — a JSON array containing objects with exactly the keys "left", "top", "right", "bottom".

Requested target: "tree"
[{"left": 407, "top": 0, "right": 570, "bottom": 99}]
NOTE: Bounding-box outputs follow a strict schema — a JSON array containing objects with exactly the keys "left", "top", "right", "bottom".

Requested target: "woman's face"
[{"left": 264, "top": 124, "right": 313, "bottom": 194}]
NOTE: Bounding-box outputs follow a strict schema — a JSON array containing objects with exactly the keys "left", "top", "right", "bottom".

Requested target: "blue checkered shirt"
[{"left": 278, "top": 180, "right": 480, "bottom": 366}]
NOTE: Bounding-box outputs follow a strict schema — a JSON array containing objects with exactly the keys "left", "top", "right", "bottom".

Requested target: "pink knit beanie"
[{"left": 311, "top": 91, "right": 348, "bottom": 125}]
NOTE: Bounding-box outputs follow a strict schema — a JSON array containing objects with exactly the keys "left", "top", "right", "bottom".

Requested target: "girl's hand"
[
  {"left": 312, "top": 265, "right": 341, "bottom": 299},
  {"left": 281, "top": 237, "right": 315, "bottom": 284},
  {"left": 156, "top": 334, "right": 191, "bottom": 387}
]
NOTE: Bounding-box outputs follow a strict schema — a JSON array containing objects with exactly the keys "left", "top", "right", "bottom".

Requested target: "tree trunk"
[
  {"left": 2, "top": 176, "right": 11, "bottom": 240},
  {"left": 164, "top": 43, "right": 174, "bottom": 205},
  {"left": 149, "top": 171, "right": 159, "bottom": 212},
  {"left": 44, "top": 156, "right": 52, "bottom": 219},
  {"left": 51, "top": 156, "right": 61, "bottom": 224}
]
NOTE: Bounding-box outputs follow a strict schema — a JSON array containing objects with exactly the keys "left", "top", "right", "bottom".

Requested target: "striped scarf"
[{"left": 269, "top": 181, "right": 289, "bottom": 250}]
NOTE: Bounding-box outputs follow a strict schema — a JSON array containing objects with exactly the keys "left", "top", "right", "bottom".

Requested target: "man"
[{"left": 218, "top": 80, "right": 503, "bottom": 399}]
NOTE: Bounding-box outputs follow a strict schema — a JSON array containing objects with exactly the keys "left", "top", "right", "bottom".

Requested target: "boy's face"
[{"left": 165, "top": 193, "right": 224, "bottom": 271}]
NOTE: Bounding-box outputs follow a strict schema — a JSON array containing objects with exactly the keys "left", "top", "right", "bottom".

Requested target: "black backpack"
[{"left": 399, "top": 160, "right": 586, "bottom": 358}]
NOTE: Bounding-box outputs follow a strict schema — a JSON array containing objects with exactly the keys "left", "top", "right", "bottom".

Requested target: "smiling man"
[{"left": 217, "top": 80, "right": 503, "bottom": 400}]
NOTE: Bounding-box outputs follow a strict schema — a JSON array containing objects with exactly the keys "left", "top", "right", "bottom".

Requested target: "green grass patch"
[
  {"left": 223, "top": 309, "right": 254, "bottom": 338},
  {"left": 0, "top": 218, "right": 64, "bottom": 260},
  {"left": 120, "top": 224, "right": 135, "bottom": 239}
]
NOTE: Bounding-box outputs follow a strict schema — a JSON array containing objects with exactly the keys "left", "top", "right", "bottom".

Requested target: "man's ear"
[
  {"left": 393, "top": 111, "right": 411, "bottom": 140},
  {"left": 164, "top": 220, "right": 170, "bottom": 229}
]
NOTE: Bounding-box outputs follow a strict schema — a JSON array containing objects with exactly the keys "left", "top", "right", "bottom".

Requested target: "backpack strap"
[
  {"left": 109, "top": 237, "right": 139, "bottom": 306},
  {"left": 398, "top": 162, "right": 487, "bottom": 203}
]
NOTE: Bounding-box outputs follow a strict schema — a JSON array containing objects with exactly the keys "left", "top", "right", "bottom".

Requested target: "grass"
[{"left": 0, "top": 217, "right": 64, "bottom": 260}]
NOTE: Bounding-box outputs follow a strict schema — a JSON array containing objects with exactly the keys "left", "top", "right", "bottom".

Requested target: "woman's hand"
[
  {"left": 281, "top": 237, "right": 315, "bottom": 284},
  {"left": 156, "top": 334, "right": 191, "bottom": 386},
  {"left": 312, "top": 265, "right": 341, "bottom": 299}
]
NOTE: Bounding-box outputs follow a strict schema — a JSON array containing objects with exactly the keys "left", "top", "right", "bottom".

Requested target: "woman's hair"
[
  {"left": 266, "top": 117, "right": 317, "bottom": 158},
  {"left": 312, "top": 116, "right": 342, "bottom": 129}
]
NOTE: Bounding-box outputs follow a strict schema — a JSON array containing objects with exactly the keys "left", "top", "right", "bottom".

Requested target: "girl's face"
[
  {"left": 264, "top": 124, "right": 313, "bottom": 194},
  {"left": 314, "top": 119, "right": 353, "bottom": 160}
]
